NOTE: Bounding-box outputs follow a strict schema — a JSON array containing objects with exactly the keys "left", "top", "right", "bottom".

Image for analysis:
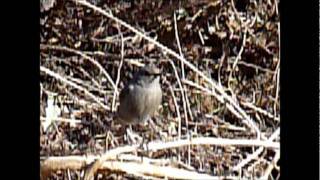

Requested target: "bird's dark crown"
[{"left": 139, "top": 64, "right": 161, "bottom": 76}]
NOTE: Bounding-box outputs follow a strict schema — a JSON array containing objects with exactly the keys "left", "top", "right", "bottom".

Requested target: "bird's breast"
[
  {"left": 118, "top": 81, "right": 162, "bottom": 124},
  {"left": 134, "top": 84, "right": 161, "bottom": 112}
]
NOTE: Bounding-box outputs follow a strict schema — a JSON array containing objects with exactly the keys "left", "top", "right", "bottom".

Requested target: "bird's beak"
[{"left": 152, "top": 68, "right": 161, "bottom": 76}]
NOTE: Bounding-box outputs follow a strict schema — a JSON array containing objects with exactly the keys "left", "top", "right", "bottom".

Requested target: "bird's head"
[{"left": 135, "top": 63, "right": 161, "bottom": 85}]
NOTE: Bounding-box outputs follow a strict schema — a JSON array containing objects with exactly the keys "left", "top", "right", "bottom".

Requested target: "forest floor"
[{"left": 40, "top": 0, "right": 280, "bottom": 179}]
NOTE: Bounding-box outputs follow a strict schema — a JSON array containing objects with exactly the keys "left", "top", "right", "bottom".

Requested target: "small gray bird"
[{"left": 116, "top": 63, "right": 162, "bottom": 125}]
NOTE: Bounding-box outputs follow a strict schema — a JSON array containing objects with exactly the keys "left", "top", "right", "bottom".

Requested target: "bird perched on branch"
[{"left": 115, "top": 63, "right": 162, "bottom": 142}]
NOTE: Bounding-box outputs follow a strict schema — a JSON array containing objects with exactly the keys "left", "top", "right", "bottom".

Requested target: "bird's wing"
[
  {"left": 120, "top": 82, "right": 134, "bottom": 100},
  {"left": 119, "top": 86, "right": 128, "bottom": 103}
]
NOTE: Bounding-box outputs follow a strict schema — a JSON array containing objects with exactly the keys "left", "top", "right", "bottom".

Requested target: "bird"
[{"left": 115, "top": 63, "right": 162, "bottom": 142}]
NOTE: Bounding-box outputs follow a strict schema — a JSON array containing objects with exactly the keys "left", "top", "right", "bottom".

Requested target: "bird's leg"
[
  {"left": 139, "top": 116, "right": 156, "bottom": 158},
  {"left": 126, "top": 125, "right": 142, "bottom": 145},
  {"left": 148, "top": 117, "right": 157, "bottom": 132},
  {"left": 139, "top": 116, "right": 153, "bottom": 144}
]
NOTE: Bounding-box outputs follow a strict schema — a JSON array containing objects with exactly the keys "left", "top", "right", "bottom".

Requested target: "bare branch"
[
  {"left": 40, "top": 44, "right": 117, "bottom": 93},
  {"left": 144, "top": 137, "right": 279, "bottom": 151},
  {"left": 40, "top": 66, "right": 110, "bottom": 110},
  {"left": 84, "top": 145, "right": 138, "bottom": 180},
  {"left": 41, "top": 155, "right": 239, "bottom": 180},
  {"left": 233, "top": 128, "right": 280, "bottom": 171},
  {"left": 111, "top": 24, "right": 125, "bottom": 112},
  {"left": 40, "top": 116, "right": 82, "bottom": 124}
]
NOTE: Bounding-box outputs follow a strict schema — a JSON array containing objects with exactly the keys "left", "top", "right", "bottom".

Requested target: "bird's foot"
[{"left": 125, "top": 127, "right": 143, "bottom": 145}]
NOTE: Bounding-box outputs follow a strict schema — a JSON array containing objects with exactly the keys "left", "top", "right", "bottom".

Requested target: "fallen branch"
[
  {"left": 83, "top": 145, "right": 138, "bottom": 180},
  {"left": 41, "top": 136, "right": 278, "bottom": 179},
  {"left": 144, "top": 137, "right": 279, "bottom": 151},
  {"left": 41, "top": 155, "right": 239, "bottom": 180},
  {"left": 101, "top": 161, "right": 238, "bottom": 180}
]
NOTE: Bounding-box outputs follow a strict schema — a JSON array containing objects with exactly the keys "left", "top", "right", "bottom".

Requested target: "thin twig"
[
  {"left": 274, "top": 0, "right": 279, "bottom": 16},
  {"left": 249, "top": 7, "right": 258, "bottom": 28},
  {"left": 203, "top": 114, "right": 247, "bottom": 132},
  {"left": 228, "top": 27, "right": 248, "bottom": 86},
  {"left": 40, "top": 44, "right": 117, "bottom": 93},
  {"left": 173, "top": 13, "right": 192, "bottom": 123},
  {"left": 82, "top": 50, "right": 121, "bottom": 59},
  {"left": 83, "top": 145, "right": 138, "bottom": 180},
  {"left": 77, "top": 67, "right": 102, "bottom": 89},
  {"left": 231, "top": 0, "right": 241, "bottom": 23},
  {"left": 240, "top": 101, "right": 280, "bottom": 122},
  {"left": 237, "top": 61, "right": 276, "bottom": 74},
  {"left": 168, "top": 59, "right": 188, "bottom": 128},
  {"left": 40, "top": 66, "right": 110, "bottom": 110},
  {"left": 181, "top": 79, "right": 249, "bottom": 129},
  {"left": 173, "top": 11, "right": 194, "bottom": 122},
  {"left": 168, "top": 83, "right": 182, "bottom": 162},
  {"left": 174, "top": 12, "right": 184, "bottom": 79},
  {"left": 124, "top": 58, "right": 145, "bottom": 67},
  {"left": 111, "top": 23, "right": 124, "bottom": 112},
  {"left": 218, "top": 49, "right": 226, "bottom": 87},
  {"left": 66, "top": 76, "right": 106, "bottom": 95},
  {"left": 67, "top": 169, "right": 71, "bottom": 180},
  {"left": 181, "top": 79, "right": 223, "bottom": 107},
  {"left": 43, "top": 55, "right": 103, "bottom": 89},
  {"left": 144, "top": 137, "right": 279, "bottom": 151},
  {"left": 91, "top": 35, "right": 132, "bottom": 43},
  {"left": 82, "top": 50, "right": 144, "bottom": 67},
  {"left": 198, "top": 30, "right": 205, "bottom": 45},
  {"left": 273, "top": 22, "right": 281, "bottom": 121},
  {"left": 116, "top": 154, "right": 170, "bottom": 165},
  {"left": 233, "top": 128, "right": 280, "bottom": 171},
  {"left": 187, "top": 132, "right": 191, "bottom": 166},
  {"left": 273, "top": 67, "right": 280, "bottom": 121},
  {"left": 261, "top": 150, "right": 280, "bottom": 179},
  {"left": 40, "top": 116, "right": 82, "bottom": 124}
]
